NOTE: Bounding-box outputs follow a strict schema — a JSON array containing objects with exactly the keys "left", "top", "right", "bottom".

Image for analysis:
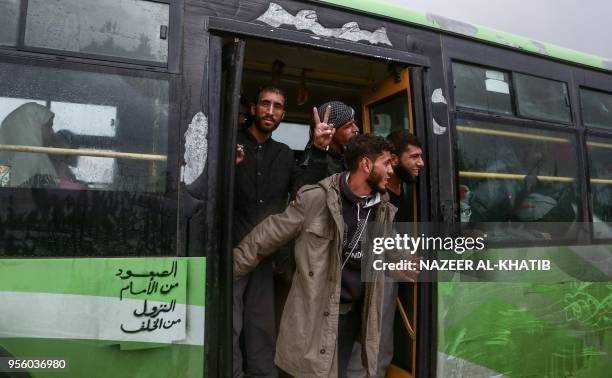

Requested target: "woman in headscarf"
[{"left": 0, "top": 102, "right": 58, "bottom": 188}]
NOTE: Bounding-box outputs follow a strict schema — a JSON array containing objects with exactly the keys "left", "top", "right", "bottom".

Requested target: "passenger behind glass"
[
  {"left": 0, "top": 102, "right": 58, "bottom": 188},
  {"left": 50, "top": 129, "right": 85, "bottom": 190},
  {"left": 467, "top": 145, "right": 523, "bottom": 222},
  {"left": 465, "top": 144, "right": 576, "bottom": 239}
]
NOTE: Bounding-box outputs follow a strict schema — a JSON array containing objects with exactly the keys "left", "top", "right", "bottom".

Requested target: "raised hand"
[{"left": 312, "top": 105, "right": 334, "bottom": 150}]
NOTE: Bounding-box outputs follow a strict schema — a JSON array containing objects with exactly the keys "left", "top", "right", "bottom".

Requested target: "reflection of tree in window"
[
  {"left": 25, "top": 0, "right": 169, "bottom": 63},
  {"left": 82, "top": 32, "right": 156, "bottom": 62}
]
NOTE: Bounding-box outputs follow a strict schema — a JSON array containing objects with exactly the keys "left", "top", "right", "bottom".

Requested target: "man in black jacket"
[
  {"left": 292, "top": 101, "right": 359, "bottom": 195},
  {"left": 233, "top": 86, "right": 295, "bottom": 378}
]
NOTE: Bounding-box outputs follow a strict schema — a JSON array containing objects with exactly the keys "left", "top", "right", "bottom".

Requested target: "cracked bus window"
[
  {"left": 514, "top": 73, "right": 571, "bottom": 123},
  {"left": 581, "top": 88, "right": 612, "bottom": 130},
  {"left": 452, "top": 62, "right": 513, "bottom": 115},
  {"left": 0, "top": 0, "right": 20, "bottom": 47},
  {"left": 0, "top": 61, "right": 169, "bottom": 192},
  {"left": 25, "top": 0, "right": 169, "bottom": 63},
  {"left": 456, "top": 118, "right": 581, "bottom": 241},
  {"left": 587, "top": 135, "right": 612, "bottom": 238}
]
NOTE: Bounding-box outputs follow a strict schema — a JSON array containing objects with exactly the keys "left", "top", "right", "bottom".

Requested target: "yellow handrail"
[
  {"left": 395, "top": 297, "right": 416, "bottom": 340},
  {"left": 587, "top": 141, "right": 612, "bottom": 149},
  {"left": 456, "top": 125, "right": 569, "bottom": 143},
  {"left": 591, "top": 178, "right": 612, "bottom": 185},
  {"left": 458, "top": 125, "right": 612, "bottom": 151},
  {"left": 459, "top": 171, "right": 574, "bottom": 183},
  {"left": 0, "top": 144, "right": 167, "bottom": 162}
]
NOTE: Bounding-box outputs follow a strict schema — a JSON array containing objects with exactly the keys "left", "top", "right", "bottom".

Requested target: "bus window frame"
[
  {"left": 0, "top": 53, "right": 182, "bottom": 233},
  {"left": 7, "top": 0, "right": 182, "bottom": 72},
  {"left": 451, "top": 60, "right": 517, "bottom": 117},
  {"left": 443, "top": 36, "right": 601, "bottom": 246},
  {"left": 579, "top": 86, "right": 612, "bottom": 132},
  {"left": 443, "top": 36, "right": 575, "bottom": 115},
  {"left": 511, "top": 71, "right": 574, "bottom": 126},
  {"left": 584, "top": 128, "right": 612, "bottom": 244},
  {"left": 450, "top": 110, "right": 587, "bottom": 246},
  {"left": 450, "top": 59, "right": 575, "bottom": 126}
]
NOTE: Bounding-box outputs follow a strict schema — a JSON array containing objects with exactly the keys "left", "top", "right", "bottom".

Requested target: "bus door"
[
  {"left": 206, "top": 34, "right": 246, "bottom": 377},
  {"left": 362, "top": 67, "right": 419, "bottom": 378}
]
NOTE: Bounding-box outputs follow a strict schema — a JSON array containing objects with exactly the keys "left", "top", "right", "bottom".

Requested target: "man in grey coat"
[{"left": 234, "top": 134, "right": 415, "bottom": 377}]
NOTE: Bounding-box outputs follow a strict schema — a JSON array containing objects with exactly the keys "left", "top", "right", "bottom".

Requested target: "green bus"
[{"left": 0, "top": 0, "right": 610, "bottom": 377}]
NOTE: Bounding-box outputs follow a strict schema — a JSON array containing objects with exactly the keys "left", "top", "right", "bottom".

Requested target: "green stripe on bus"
[{"left": 0, "top": 257, "right": 205, "bottom": 306}]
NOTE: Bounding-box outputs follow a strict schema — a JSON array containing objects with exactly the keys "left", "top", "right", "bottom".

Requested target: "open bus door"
[
  {"left": 206, "top": 35, "right": 245, "bottom": 378},
  {"left": 362, "top": 67, "right": 419, "bottom": 378}
]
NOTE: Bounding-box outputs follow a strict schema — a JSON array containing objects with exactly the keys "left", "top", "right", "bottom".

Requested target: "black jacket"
[
  {"left": 292, "top": 143, "right": 345, "bottom": 196},
  {"left": 233, "top": 128, "right": 296, "bottom": 245}
]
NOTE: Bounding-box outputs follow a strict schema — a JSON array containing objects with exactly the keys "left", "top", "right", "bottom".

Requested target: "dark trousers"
[
  {"left": 233, "top": 261, "right": 277, "bottom": 378},
  {"left": 347, "top": 281, "right": 397, "bottom": 377},
  {"left": 337, "top": 304, "right": 362, "bottom": 378}
]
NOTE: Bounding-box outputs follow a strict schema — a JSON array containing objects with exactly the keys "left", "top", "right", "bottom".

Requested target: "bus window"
[
  {"left": 0, "top": 60, "right": 169, "bottom": 192},
  {"left": 50, "top": 101, "right": 118, "bottom": 188},
  {"left": 587, "top": 135, "right": 612, "bottom": 238},
  {"left": 581, "top": 88, "right": 612, "bottom": 129},
  {"left": 369, "top": 92, "right": 410, "bottom": 136},
  {"left": 452, "top": 62, "right": 512, "bottom": 115},
  {"left": 457, "top": 118, "right": 580, "bottom": 240},
  {"left": 25, "top": 0, "right": 169, "bottom": 63},
  {"left": 272, "top": 122, "right": 310, "bottom": 151},
  {"left": 514, "top": 73, "right": 571, "bottom": 123},
  {"left": 0, "top": 0, "right": 20, "bottom": 47}
]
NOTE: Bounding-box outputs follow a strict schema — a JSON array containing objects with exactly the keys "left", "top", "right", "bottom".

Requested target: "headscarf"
[
  {"left": 316, "top": 101, "right": 355, "bottom": 128},
  {"left": 0, "top": 102, "right": 58, "bottom": 187}
]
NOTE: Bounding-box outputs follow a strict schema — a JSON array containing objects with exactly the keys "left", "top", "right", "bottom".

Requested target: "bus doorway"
[
  {"left": 362, "top": 68, "right": 419, "bottom": 378},
  {"left": 217, "top": 35, "right": 425, "bottom": 378}
]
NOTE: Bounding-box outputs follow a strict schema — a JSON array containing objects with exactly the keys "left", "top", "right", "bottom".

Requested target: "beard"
[
  {"left": 366, "top": 170, "right": 387, "bottom": 194},
  {"left": 393, "top": 164, "right": 416, "bottom": 183},
  {"left": 253, "top": 115, "right": 280, "bottom": 134}
]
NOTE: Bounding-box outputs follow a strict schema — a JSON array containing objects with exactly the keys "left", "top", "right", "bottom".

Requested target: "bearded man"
[
  {"left": 233, "top": 86, "right": 295, "bottom": 378},
  {"left": 234, "top": 134, "right": 411, "bottom": 377}
]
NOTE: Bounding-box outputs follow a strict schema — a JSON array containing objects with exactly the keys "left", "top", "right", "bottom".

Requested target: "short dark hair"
[
  {"left": 386, "top": 130, "right": 421, "bottom": 156},
  {"left": 254, "top": 85, "right": 287, "bottom": 108},
  {"left": 344, "top": 134, "right": 394, "bottom": 172}
]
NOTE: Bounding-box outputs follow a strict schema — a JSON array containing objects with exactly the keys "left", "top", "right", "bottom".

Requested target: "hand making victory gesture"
[{"left": 312, "top": 105, "right": 334, "bottom": 150}]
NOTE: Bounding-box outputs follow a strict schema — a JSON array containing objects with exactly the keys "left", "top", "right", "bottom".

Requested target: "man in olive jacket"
[{"left": 234, "top": 135, "right": 402, "bottom": 377}]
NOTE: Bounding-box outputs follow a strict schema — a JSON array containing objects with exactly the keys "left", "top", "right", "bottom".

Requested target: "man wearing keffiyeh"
[{"left": 292, "top": 100, "right": 359, "bottom": 195}]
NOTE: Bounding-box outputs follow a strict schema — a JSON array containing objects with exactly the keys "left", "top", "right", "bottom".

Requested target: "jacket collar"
[{"left": 319, "top": 173, "right": 395, "bottom": 226}]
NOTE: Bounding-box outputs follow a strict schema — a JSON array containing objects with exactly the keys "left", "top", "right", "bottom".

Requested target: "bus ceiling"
[{"left": 236, "top": 37, "right": 411, "bottom": 123}]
